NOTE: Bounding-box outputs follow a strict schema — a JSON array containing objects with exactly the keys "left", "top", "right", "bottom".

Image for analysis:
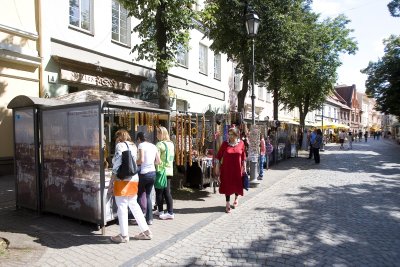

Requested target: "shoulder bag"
[{"left": 155, "top": 142, "right": 168, "bottom": 189}]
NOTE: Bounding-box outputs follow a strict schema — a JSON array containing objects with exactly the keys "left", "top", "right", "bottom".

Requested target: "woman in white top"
[
  {"left": 110, "top": 129, "right": 152, "bottom": 243},
  {"left": 136, "top": 132, "right": 160, "bottom": 225}
]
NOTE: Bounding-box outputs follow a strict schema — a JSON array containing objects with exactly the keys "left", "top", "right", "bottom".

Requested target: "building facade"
[{"left": 0, "top": 0, "right": 41, "bottom": 174}]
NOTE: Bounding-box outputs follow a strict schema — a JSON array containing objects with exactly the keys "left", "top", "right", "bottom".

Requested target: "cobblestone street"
[
  {"left": 139, "top": 139, "right": 400, "bottom": 267},
  {"left": 1, "top": 139, "right": 399, "bottom": 266}
]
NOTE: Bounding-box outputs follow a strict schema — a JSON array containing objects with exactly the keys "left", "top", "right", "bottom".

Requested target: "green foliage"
[
  {"left": 281, "top": 13, "right": 358, "bottom": 117},
  {"left": 119, "top": 0, "right": 197, "bottom": 73},
  {"left": 388, "top": 0, "right": 400, "bottom": 17},
  {"left": 362, "top": 35, "right": 400, "bottom": 117},
  {"left": 118, "top": 0, "right": 197, "bottom": 110}
]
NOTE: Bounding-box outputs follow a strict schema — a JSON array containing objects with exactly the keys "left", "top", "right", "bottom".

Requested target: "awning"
[
  {"left": 55, "top": 89, "right": 159, "bottom": 109},
  {"left": 7, "top": 95, "right": 67, "bottom": 109}
]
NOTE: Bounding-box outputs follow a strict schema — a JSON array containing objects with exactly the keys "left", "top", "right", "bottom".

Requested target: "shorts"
[{"left": 339, "top": 139, "right": 344, "bottom": 144}]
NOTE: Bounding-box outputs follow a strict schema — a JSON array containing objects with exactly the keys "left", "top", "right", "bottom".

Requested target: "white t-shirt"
[
  {"left": 339, "top": 132, "right": 346, "bottom": 140},
  {"left": 137, "top": 141, "right": 158, "bottom": 174}
]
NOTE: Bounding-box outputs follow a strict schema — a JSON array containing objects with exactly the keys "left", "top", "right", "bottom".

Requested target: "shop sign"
[{"left": 60, "top": 69, "right": 139, "bottom": 92}]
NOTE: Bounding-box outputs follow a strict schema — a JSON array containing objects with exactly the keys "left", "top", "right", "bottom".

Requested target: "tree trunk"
[
  {"left": 155, "top": 2, "right": 169, "bottom": 112},
  {"left": 273, "top": 86, "right": 279, "bottom": 120},
  {"left": 156, "top": 70, "right": 169, "bottom": 110},
  {"left": 237, "top": 72, "right": 249, "bottom": 114}
]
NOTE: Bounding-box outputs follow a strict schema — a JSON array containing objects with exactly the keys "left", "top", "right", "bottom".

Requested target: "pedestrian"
[
  {"left": 348, "top": 131, "right": 353, "bottom": 149},
  {"left": 358, "top": 130, "right": 363, "bottom": 142},
  {"left": 265, "top": 136, "right": 273, "bottom": 170},
  {"left": 257, "top": 134, "right": 266, "bottom": 180},
  {"left": 307, "top": 129, "right": 316, "bottom": 158},
  {"left": 155, "top": 126, "right": 176, "bottom": 220},
  {"left": 312, "top": 129, "right": 323, "bottom": 164},
  {"left": 136, "top": 132, "right": 160, "bottom": 225},
  {"left": 339, "top": 130, "right": 346, "bottom": 149},
  {"left": 364, "top": 131, "right": 368, "bottom": 142},
  {"left": 215, "top": 126, "right": 246, "bottom": 213},
  {"left": 109, "top": 129, "right": 152, "bottom": 243}
]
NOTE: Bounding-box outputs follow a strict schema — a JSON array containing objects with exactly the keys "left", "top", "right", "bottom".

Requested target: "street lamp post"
[
  {"left": 321, "top": 104, "right": 325, "bottom": 151},
  {"left": 245, "top": 8, "right": 260, "bottom": 184}
]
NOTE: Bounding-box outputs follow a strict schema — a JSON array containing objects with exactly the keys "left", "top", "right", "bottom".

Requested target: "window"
[
  {"left": 214, "top": 53, "right": 221, "bottom": 80},
  {"left": 199, "top": 43, "right": 208, "bottom": 75},
  {"left": 177, "top": 45, "right": 188, "bottom": 67},
  {"left": 266, "top": 92, "right": 271, "bottom": 102},
  {"left": 69, "top": 0, "right": 92, "bottom": 32},
  {"left": 258, "top": 86, "right": 264, "bottom": 100},
  {"left": 112, "top": 0, "right": 130, "bottom": 44}
]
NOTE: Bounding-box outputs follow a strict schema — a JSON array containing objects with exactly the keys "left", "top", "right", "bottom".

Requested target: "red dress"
[{"left": 216, "top": 140, "right": 246, "bottom": 196}]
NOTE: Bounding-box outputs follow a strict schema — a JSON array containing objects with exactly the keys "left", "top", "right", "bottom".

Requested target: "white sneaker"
[
  {"left": 154, "top": 210, "right": 164, "bottom": 216},
  {"left": 159, "top": 213, "right": 174, "bottom": 220}
]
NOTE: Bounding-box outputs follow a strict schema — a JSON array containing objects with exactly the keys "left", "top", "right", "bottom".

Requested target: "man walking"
[{"left": 308, "top": 129, "right": 317, "bottom": 159}]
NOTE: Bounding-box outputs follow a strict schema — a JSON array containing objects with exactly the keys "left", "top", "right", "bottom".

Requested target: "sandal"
[
  {"left": 233, "top": 199, "right": 239, "bottom": 208},
  {"left": 133, "top": 231, "right": 152, "bottom": 240},
  {"left": 225, "top": 203, "right": 231, "bottom": 213}
]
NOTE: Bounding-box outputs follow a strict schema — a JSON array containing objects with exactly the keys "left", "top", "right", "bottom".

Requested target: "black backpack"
[{"left": 117, "top": 142, "right": 139, "bottom": 179}]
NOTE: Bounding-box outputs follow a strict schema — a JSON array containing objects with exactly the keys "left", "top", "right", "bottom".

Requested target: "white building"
[{"left": 39, "top": 0, "right": 233, "bottom": 115}]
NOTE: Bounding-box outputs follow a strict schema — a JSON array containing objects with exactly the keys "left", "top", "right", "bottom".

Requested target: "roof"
[
  {"left": 55, "top": 89, "right": 159, "bottom": 109},
  {"left": 335, "top": 85, "right": 355, "bottom": 108},
  {"left": 325, "top": 92, "right": 351, "bottom": 110},
  {"left": 7, "top": 95, "right": 67, "bottom": 109}
]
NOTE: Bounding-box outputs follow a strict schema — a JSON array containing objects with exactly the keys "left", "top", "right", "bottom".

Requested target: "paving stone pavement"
[
  {"left": 1, "top": 138, "right": 399, "bottom": 266},
  {"left": 137, "top": 139, "right": 400, "bottom": 267},
  {"left": 0, "top": 146, "right": 301, "bottom": 267}
]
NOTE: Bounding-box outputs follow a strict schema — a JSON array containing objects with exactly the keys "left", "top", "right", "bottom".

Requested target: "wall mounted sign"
[{"left": 60, "top": 69, "right": 139, "bottom": 92}]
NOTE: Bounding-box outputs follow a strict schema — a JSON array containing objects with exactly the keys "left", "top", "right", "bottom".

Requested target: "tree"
[
  {"left": 201, "top": 0, "right": 250, "bottom": 114},
  {"left": 362, "top": 35, "right": 400, "bottom": 117},
  {"left": 202, "top": 0, "right": 312, "bottom": 117},
  {"left": 254, "top": 0, "right": 313, "bottom": 120},
  {"left": 388, "top": 0, "right": 400, "bottom": 17},
  {"left": 118, "top": 0, "right": 197, "bottom": 110},
  {"left": 281, "top": 14, "right": 358, "bottom": 128}
]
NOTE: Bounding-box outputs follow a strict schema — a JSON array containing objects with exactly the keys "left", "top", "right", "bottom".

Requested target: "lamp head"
[{"left": 245, "top": 10, "right": 260, "bottom": 37}]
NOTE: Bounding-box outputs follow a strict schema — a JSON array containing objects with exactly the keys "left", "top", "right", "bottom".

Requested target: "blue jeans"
[{"left": 259, "top": 155, "right": 266, "bottom": 177}]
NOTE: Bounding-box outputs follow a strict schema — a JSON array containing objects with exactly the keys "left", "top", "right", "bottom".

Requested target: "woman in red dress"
[{"left": 215, "top": 127, "right": 246, "bottom": 213}]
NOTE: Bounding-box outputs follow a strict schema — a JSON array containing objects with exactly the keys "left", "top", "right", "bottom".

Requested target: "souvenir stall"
[
  {"left": 174, "top": 111, "right": 216, "bottom": 190},
  {"left": 8, "top": 91, "right": 170, "bottom": 233},
  {"left": 173, "top": 111, "right": 244, "bottom": 191}
]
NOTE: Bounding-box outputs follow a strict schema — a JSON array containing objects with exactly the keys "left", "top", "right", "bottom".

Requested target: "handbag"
[
  {"left": 242, "top": 172, "right": 249, "bottom": 191},
  {"left": 155, "top": 142, "right": 168, "bottom": 189},
  {"left": 117, "top": 142, "right": 138, "bottom": 179}
]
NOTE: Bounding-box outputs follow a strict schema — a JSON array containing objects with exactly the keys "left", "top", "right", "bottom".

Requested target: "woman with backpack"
[{"left": 109, "top": 129, "right": 152, "bottom": 243}]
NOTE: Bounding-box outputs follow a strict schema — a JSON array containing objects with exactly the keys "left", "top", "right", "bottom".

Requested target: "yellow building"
[{"left": 0, "top": 0, "right": 41, "bottom": 174}]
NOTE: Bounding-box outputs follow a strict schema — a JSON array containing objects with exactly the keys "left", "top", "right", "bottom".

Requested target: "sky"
[{"left": 311, "top": 0, "right": 399, "bottom": 92}]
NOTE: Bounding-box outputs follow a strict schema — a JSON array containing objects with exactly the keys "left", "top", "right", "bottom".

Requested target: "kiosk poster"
[
  {"left": 14, "top": 109, "right": 37, "bottom": 210},
  {"left": 248, "top": 125, "right": 260, "bottom": 162},
  {"left": 41, "top": 105, "right": 101, "bottom": 222}
]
